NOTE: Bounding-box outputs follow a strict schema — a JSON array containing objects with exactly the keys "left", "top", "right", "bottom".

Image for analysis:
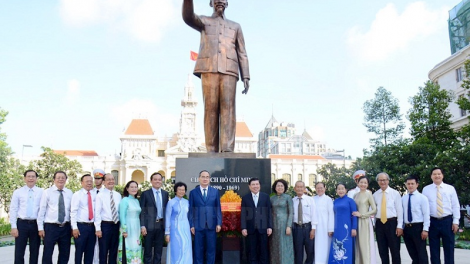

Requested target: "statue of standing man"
[{"left": 183, "top": 0, "right": 250, "bottom": 153}]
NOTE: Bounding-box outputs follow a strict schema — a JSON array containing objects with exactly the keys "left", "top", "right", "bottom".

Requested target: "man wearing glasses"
[{"left": 373, "top": 172, "right": 403, "bottom": 264}]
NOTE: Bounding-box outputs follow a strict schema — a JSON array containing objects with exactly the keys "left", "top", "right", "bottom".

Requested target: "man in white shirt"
[
  {"left": 92, "top": 168, "right": 105, "bottom": 264},
  {"left": 347, "top": 170, "right": 365, "bottom": 198},
  {"left": 292, "top": 181, "right": 317, "bottom": 264},
  {"left": 9, "top": 170, "right": 43, "bottom": 264},
  {"left": 37, "top": 171, "right": 73, "bottom": 264},
  {"left": 71, "top": 174, "right": 96, "bottom": 264},
  {"left": 373, "top": 172, "right": 403, "bottom": 264},
  {"left": 423, "top": 167, "right": 460, "bottom": 264},
  {"left": 93, "top": 169, "right": 105, "bottom": 194},
  {"left": 402, "top": 175, "right": 429, "bottom": 264},
  {"left": 94, "top": 173, "right": 121, "bottom": 264}
]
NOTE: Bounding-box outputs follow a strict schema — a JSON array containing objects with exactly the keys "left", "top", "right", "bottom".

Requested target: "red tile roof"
[
  {"left": 53, "top": 150, "right": 98, "bottom": 156},
  {"left": 124, "top": 119, "right": 154, "bottom": 135},
  {"left": 236, "top": 121, "right": 253, "bottom": 137}
]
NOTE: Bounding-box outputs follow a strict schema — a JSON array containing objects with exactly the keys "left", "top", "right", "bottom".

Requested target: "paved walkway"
[{"left": 0, "top": 242, "right": 468, "bottom": 263}]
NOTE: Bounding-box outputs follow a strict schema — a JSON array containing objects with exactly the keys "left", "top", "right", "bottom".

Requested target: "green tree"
[
  {"left": 316, "top": 163, "right": 355, "bottom": 198},
  {"left": 363, "top": 87, "right": 405, "bottom": 147},
  {"left": 29, "top": 147, "right": 83, "bottom": 192},
  {"left": 407, "top": 81, "right": 457, "bottom": 148},
  {"left": 0, "top": 108, "right": 25, "bottom": 213}
]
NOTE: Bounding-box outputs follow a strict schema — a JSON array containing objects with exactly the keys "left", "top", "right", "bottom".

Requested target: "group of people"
[
  {"left": 10, "top": 169, "right": 173, "bottom": 264},
  {"left": 297, "top": 167, "right": 460, "bottom": 264},
  {"left": 9, "top": 167, "right": 461, "bottom": 264}
]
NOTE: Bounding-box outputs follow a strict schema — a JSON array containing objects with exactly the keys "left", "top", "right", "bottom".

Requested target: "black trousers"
[
  {"left": 429, "top": 216, "right": 454, "bottom": 264},
  {"left": 293, "top": 223, "right": 314, "bottom": 264},
  {"left": 99, "top": 222, "right": 120, "bottom": 264},
  {"left": 14, "top": 219, "right": 40, "bottom": 264},
  {"left": 74, "top": 223, "right": 96, "bottom": 264},
  {"left": 375, "top": 218, "right": 401, "bottom": 264},
  {"left": 143, "top": 221, "right": 165, "bottom": 264},
  {"left": 403, "top": 223, "right": 428, "bottom": 264},
  {"left": 42, "top": 223, "right": 71, "bottom": 264},
  {"left": 246, "top": 229, "right": 269, "bottom": 264}
]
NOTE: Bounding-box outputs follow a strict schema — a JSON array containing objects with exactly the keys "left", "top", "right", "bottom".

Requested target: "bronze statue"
[{"left": 183, "top": 0, "right": 250, "bottom": 153}]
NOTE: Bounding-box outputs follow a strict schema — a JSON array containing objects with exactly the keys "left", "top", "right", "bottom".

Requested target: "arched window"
[
  {"left": 282, "top": 173, "right": 291, "bottom": 183},
  {"left": 309, "top": 174, "right": 316, "bottom": 188}
]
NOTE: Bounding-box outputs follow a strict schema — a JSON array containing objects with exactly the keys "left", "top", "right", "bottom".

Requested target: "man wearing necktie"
[
  {"left": 373, "top": 172, "right": 403, "bottom": 264},
  {"left": 71, "top": 174, "right": 96, "bottom": 264},
  {"left": 402, "top": 175, "right": 430, "bottom": 264},
  {"left": 139, "top": 172, "right": 169, "bottom": 264},
  {"left": 291, "top": 181, "right": 317, "bottom": 264},
  {"left": 423, "top": 167, "right": 460, "bottom": 264},
  {"left": 94, "top": 173, "right": 122, "bottom": 264},
  {"left": 37, "top": 171, "right": 73, "bottom": 264},
  {"left": 241, "top": 178, "right": 273, "bottom": 264},
  {"left": 9, "top": 170, "right": 43, "bottom": 264},
  {"left": 189, "top": 170, "right": 222, "bottom": 264}
]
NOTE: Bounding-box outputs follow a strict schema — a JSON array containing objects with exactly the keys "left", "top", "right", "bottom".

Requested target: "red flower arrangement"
[{"left": 220, "top": 190, "right": 242, "bottom": 237}]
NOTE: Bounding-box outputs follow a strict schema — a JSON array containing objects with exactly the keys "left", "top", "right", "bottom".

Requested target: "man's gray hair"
[{"left": 376, "top": 172, "right": 390, "bottom": 181}]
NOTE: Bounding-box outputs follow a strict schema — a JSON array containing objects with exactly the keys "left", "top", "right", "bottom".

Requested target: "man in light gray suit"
[{"left": 183, "top": 0, "right": 250, "bottom": 153}]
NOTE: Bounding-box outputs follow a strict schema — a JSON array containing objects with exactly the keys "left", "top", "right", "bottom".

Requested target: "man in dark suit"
[
  {"left": 140, "top": 172, "right": 169, "bottom": 264},
  {"left": 189, "top": 170, "right": 222, "bottom": 264},
  {"left": 182, "top": 0, "right": 250, "bottom": 152},
  {"left": 241, "top": 177, "right": 272, "bottom": 264}
]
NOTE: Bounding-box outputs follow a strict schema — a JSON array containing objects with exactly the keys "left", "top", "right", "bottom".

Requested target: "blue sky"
[{"left": 0, "top": 0, "right": 454, "bottom": 158}]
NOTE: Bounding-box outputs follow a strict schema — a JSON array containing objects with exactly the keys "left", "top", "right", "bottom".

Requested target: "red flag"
[{"left": 190, "top": 51, "right": 198, "bottom": 61}]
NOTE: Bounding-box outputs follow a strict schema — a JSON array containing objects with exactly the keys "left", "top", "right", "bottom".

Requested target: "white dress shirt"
[
  {"left": 93, "top": 186, "right": 104, "bottom": 194},
  {"left": 199, "top": 186, "right": 209, "bottom": 196},
  {"left": 402, "top": 190, "right": 430, "bottom": 231},
  {"left": 373, "top": 186, "right": 403, "bottom": 228},
  {"left": 37, "top": 185, "right": 73, "bottom": 231},
  {"left": 9, "top": 185, "right": 44, "bottom": 228},
  {"left": 71, "top": 188, "right": 96, "bottom": 229},
  {"left": 292, "top": 195, "right": 318, "bottom": 229},
  {"left": 422, "top": 182, "right": 460, "bottom": 224},
  {"left": 152, "top": 187, "right": 164, "bottom": 219},
  {"left": 94, "top": 188, "right": 122, "bottom": 231}
]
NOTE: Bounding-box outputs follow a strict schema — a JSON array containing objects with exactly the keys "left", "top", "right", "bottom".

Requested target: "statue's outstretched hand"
[{"left": 242, "top": 79, "right": 250, "bottom": 94}]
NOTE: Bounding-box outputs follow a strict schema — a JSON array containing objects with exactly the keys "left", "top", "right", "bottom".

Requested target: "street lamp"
[{"left": 22, "top": 144, "right": 33, "bottom": 161}]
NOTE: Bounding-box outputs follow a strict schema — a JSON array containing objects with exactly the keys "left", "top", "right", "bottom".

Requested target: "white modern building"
[{"left": 428, "top": 37, "right": 470, "bottom": 130}]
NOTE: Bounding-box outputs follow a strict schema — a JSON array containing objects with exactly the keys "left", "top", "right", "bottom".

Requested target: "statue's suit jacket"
[
  {"left": 183, "top": 9, "right": 250, "bottom": 81},
  {"left": 188, "top": 186, "right": 222, "bottom": 231}
]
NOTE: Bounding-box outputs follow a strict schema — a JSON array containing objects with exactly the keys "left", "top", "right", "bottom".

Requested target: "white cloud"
[
  {"left": 347, "top": 2, "right": 448, "bottom": 62},
  {"left": 110, "top": 98, "right": 179, "bottom": 136},
  {"left": 59, "top": 0, "right": 178, "bottom": 43},
  {"left": 66, "top": 79, "right": 80, "bottom": 104}
]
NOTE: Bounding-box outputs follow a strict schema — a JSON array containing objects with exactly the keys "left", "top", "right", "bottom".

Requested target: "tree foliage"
[
  {"left": 408, "top": 81, "right": 457, "bottom": 148},
  {"left": 360, "top": 80, "right": 470, "bottom": 206},
  {"left": 316, "top": 163, "right": 356, "bottom": 199},
  {"left": 29, "top": 147, "right": 83, "bottom": 192},
  {"left": 363, "top": 87, "right": 405, "bottom": 147},
  {"left": 0, "top": 108, "right": 25, "bottom": 213}
]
